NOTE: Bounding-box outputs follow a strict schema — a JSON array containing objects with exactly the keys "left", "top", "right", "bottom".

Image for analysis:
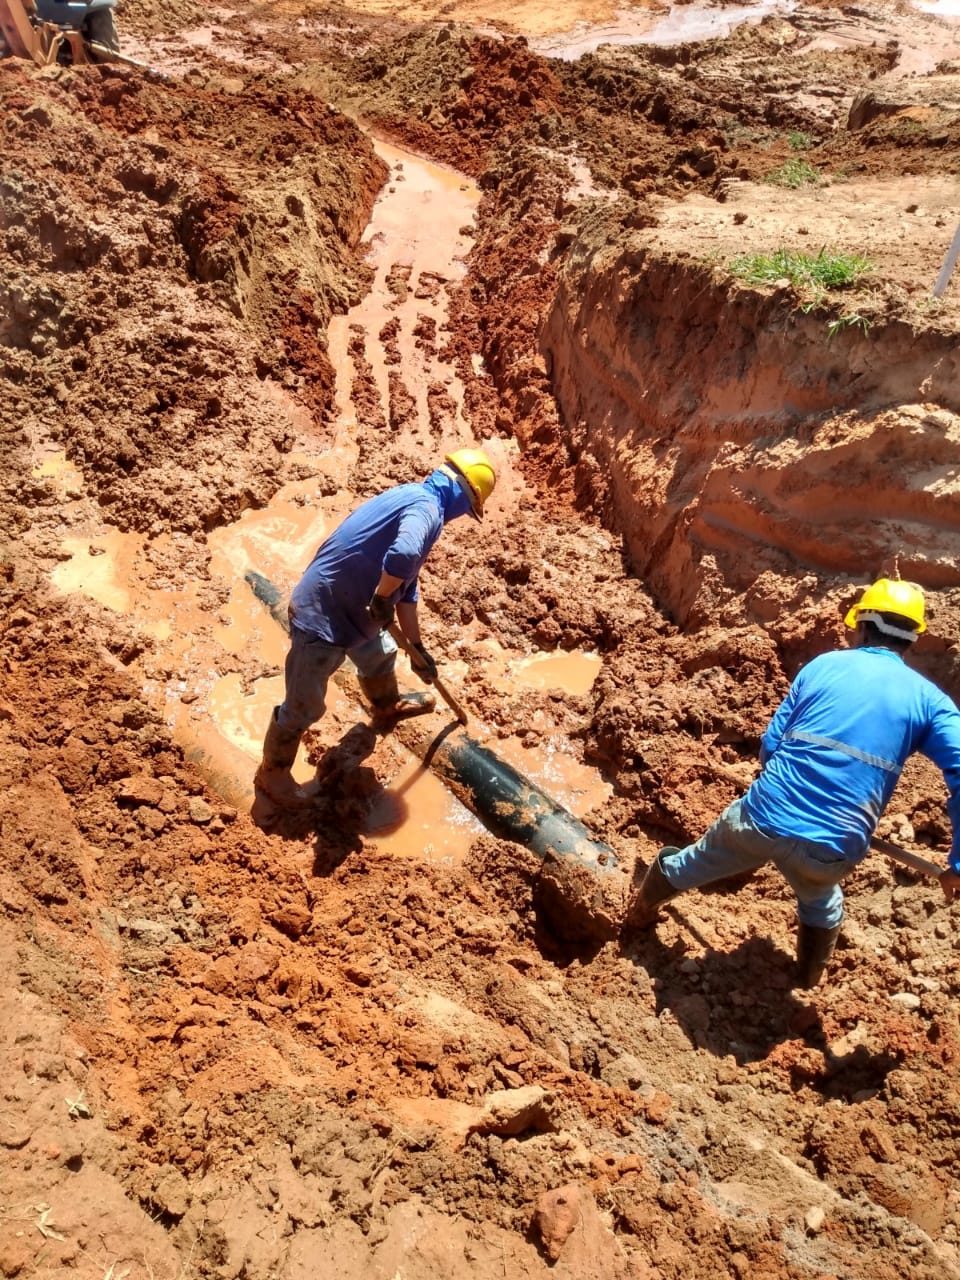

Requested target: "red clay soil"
[{"left": 3, "top": 2, "right": 960, "bottom": 1278}]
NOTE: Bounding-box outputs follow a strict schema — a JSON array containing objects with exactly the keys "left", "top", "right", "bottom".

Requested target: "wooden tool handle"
[
  {"left": 387, "top": 625, "right": 469, "bottom": 727},
  {"left": 870, "top": 836, "right": 944, "bottom": 880}
]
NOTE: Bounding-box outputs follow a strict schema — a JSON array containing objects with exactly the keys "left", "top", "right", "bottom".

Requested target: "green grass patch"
[
  {"left": 729, "top": 247, "right": 871, "bottom": 292},
  {"left": 764, "top": 158, "right": 820, "bottom": 188},
  {"left": 826, "top": 312, "right": 871, "bottom": 338},
  {"left": 787, "top": 130, "right": 813, "bottom": 151}
]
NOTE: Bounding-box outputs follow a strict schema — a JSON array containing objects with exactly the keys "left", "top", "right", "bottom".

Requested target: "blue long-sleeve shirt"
[
  {"left": 289, "top": 467, "right": 472, "bottom": 649},
  {"left": 742, "top": 646, "right": 960, "bottom": 870}
]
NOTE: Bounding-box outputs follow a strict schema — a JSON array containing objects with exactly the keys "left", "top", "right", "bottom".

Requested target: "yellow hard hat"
[
  {"left": 444, "top": 448, "right": 496, "bottom": 521},
  {"left": 843, "top": 578, "right": 926, "bottom": 635}
]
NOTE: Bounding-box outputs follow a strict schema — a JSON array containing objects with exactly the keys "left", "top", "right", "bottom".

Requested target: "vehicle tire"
[{"left": 85, "top": 7, "right": 119, "bottom": 54}]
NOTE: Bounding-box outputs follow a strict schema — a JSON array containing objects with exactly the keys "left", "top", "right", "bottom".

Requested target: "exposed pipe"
[{"left": 245, "top": 570, "right": 624, "bottom": 942}]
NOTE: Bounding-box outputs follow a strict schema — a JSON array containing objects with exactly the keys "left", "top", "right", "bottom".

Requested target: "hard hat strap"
[
  {"left": 858, "top": 610, "right": 919, "bottom": 643},
  {"left": 441, "top": 461, "right": 477, "bottom": 498}
]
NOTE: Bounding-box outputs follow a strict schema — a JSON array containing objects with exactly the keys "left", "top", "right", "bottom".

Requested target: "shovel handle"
[
  {"left": 870, "top": 836, "right": 944, "bottom": 880},
  {"left": 387, "top": 625, "right": 469, "bottom": 727}
]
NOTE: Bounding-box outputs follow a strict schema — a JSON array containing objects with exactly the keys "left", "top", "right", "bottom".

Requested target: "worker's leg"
[
  {"left": 275, "top": 624, "right": 345, "bottom": 734},
  {"left": 772, "top": 841, "right": 849, "bottom": 988},
  {"left": 257, "top": 626, "right": 345, "bottom": 805},
  {"left": 661, "top": 798, "right": 776, "bottom": 891},
  {"left": 350, "top": 631, "right": 435, "bottom": 720},
  {"left": 773, "top": 841, "right": 849, "bottom": 929},
  {"left": 623, "top": 798, "right": 772, "bottom": 933}
]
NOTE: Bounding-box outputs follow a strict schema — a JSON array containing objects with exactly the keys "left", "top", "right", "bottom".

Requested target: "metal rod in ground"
[
  {"left": 244, "top": 569, "right": 624, "bottom": 941},
  {"left": 933, "top": 223, "right": 960, "bottom": 299}
]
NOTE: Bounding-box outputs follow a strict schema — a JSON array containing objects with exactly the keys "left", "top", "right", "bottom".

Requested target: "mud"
[{"left": 3, "top": 0, "right": 960, "bottom": 1277}]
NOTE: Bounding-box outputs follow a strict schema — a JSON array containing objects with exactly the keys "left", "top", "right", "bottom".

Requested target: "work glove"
[
  {"left": 409, "top": 642, "right": 438, "bottom": 684},
  {"left": 367, "top": 593, "right": 395, "bottom": 629}
]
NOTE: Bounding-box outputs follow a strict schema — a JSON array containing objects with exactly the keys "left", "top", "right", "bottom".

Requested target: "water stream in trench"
[
  {"left": 527, "top": 0, "right": 796, "bottom": 59},
  {"left": 48, "top": 137, "right": 611, "bottom": 863}
]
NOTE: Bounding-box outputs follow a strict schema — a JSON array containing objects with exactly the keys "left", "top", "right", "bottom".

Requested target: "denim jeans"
[
  {"left": 275, "top": 615, "right": 397, "bottom": 736},
  {"left": 661, "top": 797, "right": 851, "bottom": 929}
]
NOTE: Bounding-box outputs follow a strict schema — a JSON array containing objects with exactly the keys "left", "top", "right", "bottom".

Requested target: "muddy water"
[
  {"left": 327, "top": 137, "right": 478, "bottom": 447},
  {"left": 529, "top": 0, "right": 795, "bottom": 58},
  {"left": 512, "top": 650, "right": 602, "bottom": 696},
  {"left": 48, "top": 138, "right": 611, "bottom": 859}
]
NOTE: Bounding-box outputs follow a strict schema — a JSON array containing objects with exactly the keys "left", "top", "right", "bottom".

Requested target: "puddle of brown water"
[
  {"left": 512, "top": 650, "right": 602, "bottom": 696},
  {"left": 31, "top": 450, "right": 83, "bottom": 486},
  {"left": 363, "top": 754, "right": 486, "bottom": 864},
  {"left": 463, "top": 637, "right": 602, "bottom": 698}
]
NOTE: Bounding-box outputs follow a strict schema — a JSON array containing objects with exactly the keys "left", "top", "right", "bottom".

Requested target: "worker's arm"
[
  {"left": 369, "top": 507, "right": 435, "bottom": 624},
  {"left": 396, "top": 599, "right": 437, "bottom": 682},
  {"left": 759, "top": 675, "right": 803, "bottom": 766},
  {"left": 373, "top": 570, "right": 404, "bottom": 599},
  {"left": 395, "top": 600, "right": 422, "bottom": 644},
  {"left": 918, "top": 693, "right": 960, "bottom": 900}
]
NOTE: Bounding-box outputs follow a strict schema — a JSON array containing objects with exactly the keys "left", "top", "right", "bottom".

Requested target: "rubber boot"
[
  {"left": 795, "top": 921, "right": 841, "bottom": 990},
  {"left": 622, "top": 847, "right": 681, "bottom": 934},
  {"left": 359, "top": 671, "right": 435, "bottom": 724},
  {"left": 254, "top": 708, "right": 319, "bottom": 808}
]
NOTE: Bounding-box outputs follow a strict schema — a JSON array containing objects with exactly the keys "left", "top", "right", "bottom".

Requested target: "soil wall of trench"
[{"left": 540, "top": 214, "right": 960, "bottom": 673}]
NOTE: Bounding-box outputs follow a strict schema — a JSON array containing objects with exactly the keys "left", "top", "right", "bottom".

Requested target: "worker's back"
[
  {"left": 290, "top": 483, "right": 441, "bottom": 648},
  {"left": 743, "top": 646, "right": 960, "bottom": 860},
  {"left": 289, "top": 466, "right": 470, "bottom": 649}
]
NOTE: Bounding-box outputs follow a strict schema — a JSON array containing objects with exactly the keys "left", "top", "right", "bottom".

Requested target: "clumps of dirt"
[
  {"left": 118, "top": 0, "right": 209, "bottom": 37},
  {"left": 6, "top": 1, "right": 960, "bottom": 1274},
  {"left": 551, "top": 12, "right": 948, "bottom": 199},
  {"left": 424, "top": 502, "right": 662, "bottom": 653},
  {"left": 320, "top": 27, "right": 565, "bottom": 174},
  {"left": 1, "top": 62, "right": 383, "bottom": 536},
  {"left": 584, "top": 626, "right": 788, "bottom": 843}
]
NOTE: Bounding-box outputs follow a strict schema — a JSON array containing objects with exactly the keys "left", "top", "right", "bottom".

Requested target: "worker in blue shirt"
[
  {"left": 622, "top": 579, "right": 960, "bottom": 989},
  {"left": 255, "top": 449, "right": 496, "bottom": 808}
]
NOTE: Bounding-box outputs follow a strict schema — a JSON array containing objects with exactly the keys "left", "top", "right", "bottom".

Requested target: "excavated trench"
[
  {"left": 3, "top": 3, "right": 960, "bottom": 1279},
  {"left": 542, "top": 240, "right": 960, "bottom": 635}
]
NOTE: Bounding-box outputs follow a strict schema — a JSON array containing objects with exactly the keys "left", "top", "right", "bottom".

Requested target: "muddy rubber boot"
[
  {"left": 359, "top": 672, "right": 436, "bottom": 725},
  {"left": 795, "top": 921, "right": 842, "bottom": 990},
  {"left": 254, "top": 709, "right": 320, "bottom": 808},
  {"left": 622, "top": 847, "right": 681, "bottom": 935}
]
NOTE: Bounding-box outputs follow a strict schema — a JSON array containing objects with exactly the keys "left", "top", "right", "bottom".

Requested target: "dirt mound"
[
  {"left": 541, "top": 215, "right": 960, "bottom": 643},
  {"left": 312, "top": 26, "right": 565, "bottom": 174},
  {"left": 119, "top": 0, "right": 209, "bottom": 36},
  {"left": 1, "top": 61, "right": 382, "bottom": 535}
]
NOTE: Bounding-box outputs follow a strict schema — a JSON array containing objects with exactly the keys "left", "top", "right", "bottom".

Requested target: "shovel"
[{"left": 387, "top": 623, "right": 470, "bottom": 728}]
